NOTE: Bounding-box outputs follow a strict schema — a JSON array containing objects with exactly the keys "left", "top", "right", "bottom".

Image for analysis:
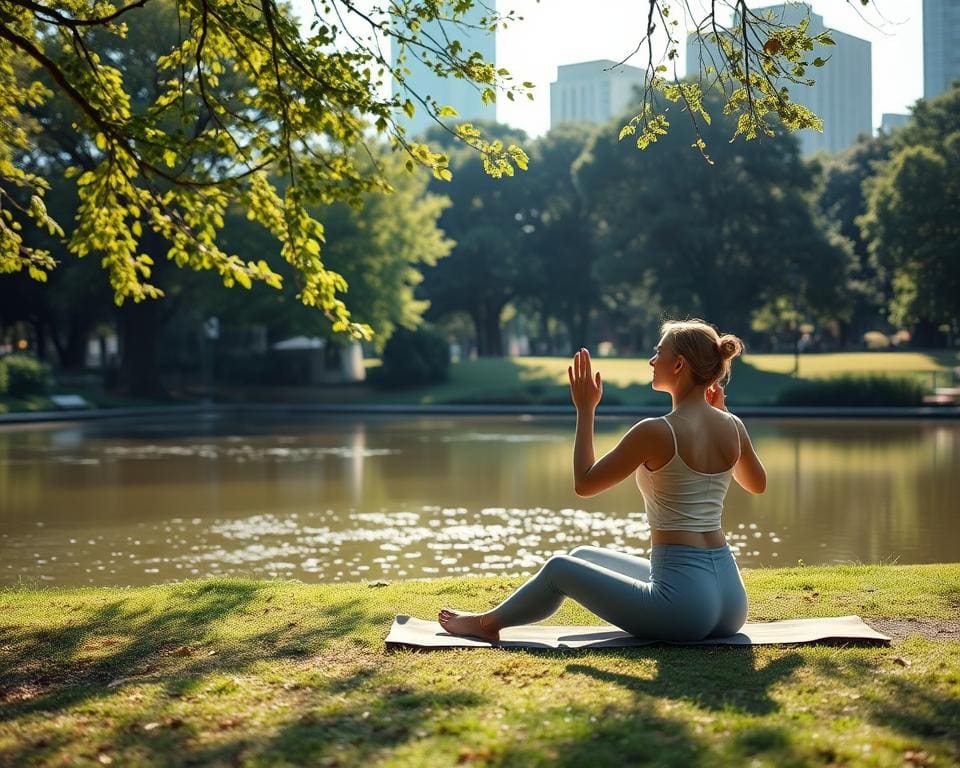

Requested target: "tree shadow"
[
  {"left": 488, "top": 645, "right": 808, "bottom": 767},
  {"left": 563, "top": 645, "right": 805, "bottom": 716},
  {"left": 807, "top": 650, "right": 959, "bottom": 753},
  {"left": 2, "top": 637, "right": 485, "bottom": 767},
  {"left": 0, "top": 582, "right": 381, "bottom": 726}
]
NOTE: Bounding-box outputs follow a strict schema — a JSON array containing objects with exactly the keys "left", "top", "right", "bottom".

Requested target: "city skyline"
[
  {"left": 496, "top": 0, "right": 922, "bottom": 138},
  {"left": 290, "top": 0, "right": 924, "bottom": 142}
]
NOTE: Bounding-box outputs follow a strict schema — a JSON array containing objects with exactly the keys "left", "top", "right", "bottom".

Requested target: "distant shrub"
[
  {"left": 3, "top": 355, "right": 51, "bottom": 397},
  {"left": 372, "top": 328, "right": 450, "bottom": 388},
  {"left": 862, "top": 331, "right": 891, "bottom": 350},
  {"left": 0, "top": 359, "right": 7, "bottom": 395},
  {"left": 777, "top": 375, "right": 927, "bottom": 407}
]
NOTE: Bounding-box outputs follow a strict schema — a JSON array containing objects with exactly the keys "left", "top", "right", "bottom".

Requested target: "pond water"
[{"left": 1, "top": 413, "right": 957, "bottom": 587}]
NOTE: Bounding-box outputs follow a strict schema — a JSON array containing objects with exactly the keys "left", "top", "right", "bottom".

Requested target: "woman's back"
[
  {"left": 648, "top": 408, "right": 741, "bottom": 474},
  {"left": 636, "top": 411, "right": 740, "bottom": 534}
]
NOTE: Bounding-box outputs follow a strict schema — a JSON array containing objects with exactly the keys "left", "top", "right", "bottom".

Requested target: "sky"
[
  {"left": 292, "top": 0, "right": 924, "bottom": 138},
  {"left": 494, "top": 0, "right": 923, "bottom": 137}
]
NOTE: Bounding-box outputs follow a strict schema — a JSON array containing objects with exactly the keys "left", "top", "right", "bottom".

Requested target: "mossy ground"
[{"left": 1, "top": 563, "right": 958, "bottom": 767}]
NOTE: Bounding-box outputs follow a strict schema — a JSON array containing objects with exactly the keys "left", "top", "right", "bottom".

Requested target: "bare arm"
[
  {"left": 574, "top": 417, "right": 658, "bottom": 497},
  {"left": 568, "top": 348, "right": 656, "bottom": 497},
  {"left": 706, "top": 383, "right": 766, "bottom": 494},
  {"left": 731, "top": 415, "right": 766, "bottom": 494}
]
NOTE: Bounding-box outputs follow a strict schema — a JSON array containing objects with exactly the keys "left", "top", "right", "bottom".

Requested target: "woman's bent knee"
[{"left": 568, "top": 545, "right": 593, "bottom": 558}]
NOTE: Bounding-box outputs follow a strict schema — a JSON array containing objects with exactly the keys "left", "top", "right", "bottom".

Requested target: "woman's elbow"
[{"left": 574, "top": 480, "right": 598, "bottom": 498}]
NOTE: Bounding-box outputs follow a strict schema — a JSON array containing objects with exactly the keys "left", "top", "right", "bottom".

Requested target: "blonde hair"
[{"left": 660, "top": 318, "right": 744, "bottom": 386}]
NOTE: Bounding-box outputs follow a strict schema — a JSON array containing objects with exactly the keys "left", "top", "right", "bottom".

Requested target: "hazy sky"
[{"left": 293, "top": 0, "right": 924, "bottom": 138}]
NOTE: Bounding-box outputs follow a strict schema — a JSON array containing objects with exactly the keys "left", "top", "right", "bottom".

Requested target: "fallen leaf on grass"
[
  {"left": 143, "top": 722, "right": 161, "bottom": 731},
  {"left": 97, "top": 755, "right": 113, "bottom": 765},
  {"left": 457, "top": 746, "right": 494, "bottom": 764}
]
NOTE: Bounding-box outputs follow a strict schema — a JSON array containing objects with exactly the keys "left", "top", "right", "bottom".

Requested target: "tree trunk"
[
  {"left": 118, "top": 300, "right": 166, "bottom": 398},
  {"left": 32, "top": 319, "right": 49, "bottom": 361},
  {"left": 472, "top": 302, "right": 504, "bottom": 357},
  {"left": 912, "top": 319, "right": 946, "bottom": 349},
  {"left": 55, "top": 312, "right": 92, "bottom": 370}
]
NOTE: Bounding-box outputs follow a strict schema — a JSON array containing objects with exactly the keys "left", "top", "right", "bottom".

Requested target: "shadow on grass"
[
  {"left": 1, "top": 597, "right": 485, "bottom": 768},
  {"left": 427, "top": 356, "right": 802, "bottom": 407},
  {"left": 0, "top": 582, "right": 379, "bottom": 725},
  {"left": 490, "top": 646, "right": 807, "bottom": 767},
  {"left": 807, "top": 650, "right": 959, "bottom": 752},
  {"left": 566, "top": 646, "right": 804, "bottom": 716}
]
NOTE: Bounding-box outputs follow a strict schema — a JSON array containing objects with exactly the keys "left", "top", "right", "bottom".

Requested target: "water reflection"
[{"left": 0, "top": 414, "right": 957, "bottom": 586}]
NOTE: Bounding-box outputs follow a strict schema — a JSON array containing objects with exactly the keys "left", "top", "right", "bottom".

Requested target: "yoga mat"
[{"left": 386, "top": 614, "right": 891, "bottom": 650}]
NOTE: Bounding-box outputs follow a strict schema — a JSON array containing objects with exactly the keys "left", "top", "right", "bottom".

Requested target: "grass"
[
  {"left": 345, "top": 351, "right": 959, "bottom": 407},
  {"left": 2, "top": 563, "right": 959, "bottom": 767}
]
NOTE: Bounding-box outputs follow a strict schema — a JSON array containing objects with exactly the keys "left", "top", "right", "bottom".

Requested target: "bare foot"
[{"left": 438, "top": 608, "right": 501, "bottom": 643}]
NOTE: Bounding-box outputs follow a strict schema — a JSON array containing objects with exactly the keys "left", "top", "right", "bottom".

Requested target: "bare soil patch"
[{"left": 869, "top": 617, "right": 960, "bottom": 642}]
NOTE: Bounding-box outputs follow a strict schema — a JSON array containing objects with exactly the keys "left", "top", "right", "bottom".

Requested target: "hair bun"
[{"left": 718, "top": 334, "right": 744, "bottom": 361}]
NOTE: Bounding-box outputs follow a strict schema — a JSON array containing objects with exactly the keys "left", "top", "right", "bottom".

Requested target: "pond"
[{"left": 1, "top": 413, "right": 957, "bottom": 587}]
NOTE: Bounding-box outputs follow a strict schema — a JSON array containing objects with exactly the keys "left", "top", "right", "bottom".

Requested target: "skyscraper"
[
  {"left": 685, "top": 2, "right": 871, "bottom": 156},
  {"left": 549, "top": 60, "right": 647, "bottom": 129},
  {"left": 390, "top": 8, "right": 496, "bottom": 139},
  {"left": 923, "top": 0, "right": 960, "bottom": 99}
]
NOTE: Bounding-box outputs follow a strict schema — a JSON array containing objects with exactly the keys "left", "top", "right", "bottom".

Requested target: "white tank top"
[{"left": 635, "top": 415, "right": 739, "bottom": 533}]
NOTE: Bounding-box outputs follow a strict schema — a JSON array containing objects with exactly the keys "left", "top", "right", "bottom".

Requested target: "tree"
[
  {"left": 524, "top": 123, "right": 602, "bottom": 349},
  {"left": 209, "top": 153, "right": 453, "bottom": 352},
  {"left": 860, "top": 84, "right": 960, "bottom": 343},
  {"left": 1, "top": 0, "right": 852, "bottom": 344},
  {"left": 576, "top": 87, "right": 850, "bottom": 349},
  {"left": 420, "top": 122, "right": 536, "bottom": 356},
  {"left": 816, "top": 132, "right": 894, "bottom": 344},
  {"left": 0, "top": 0, "right": 528, "bottom": 341}
]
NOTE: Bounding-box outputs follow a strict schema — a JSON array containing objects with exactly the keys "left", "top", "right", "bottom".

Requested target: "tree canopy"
[
  {"left": 0, "top": 0, "right": 857, "bottom": 344},
  {"left": 860, "top": 83, "right": 960, "bottom": 335}
]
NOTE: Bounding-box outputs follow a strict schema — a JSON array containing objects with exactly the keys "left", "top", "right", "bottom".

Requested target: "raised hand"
[
  {"left": 706, "top": 381, "right": 728, "bottom": 411},
  {"left": 568, "top": 348, "right": 603, "bottom": 411}
]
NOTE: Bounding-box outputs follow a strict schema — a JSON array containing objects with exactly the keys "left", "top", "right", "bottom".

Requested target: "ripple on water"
[{"left": 5, "top": 504, "right": 795, "bottom": 586}]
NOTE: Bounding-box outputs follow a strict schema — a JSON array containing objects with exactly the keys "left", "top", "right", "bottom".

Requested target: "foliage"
[
  {"left": 524, "top": 123, "right": 603, "bottom": 348},
  {"left": 420, "top": 121, "right": 536, "bottom": 356},
  {"left": 0, "top": 0, "right": 528, "bottom": 341},
  {"left": 576, "top": 87, "right": 851, "bottom": 348},
  {"left": 776, "top": 374, "right": 927, "bottom": 407},
  {"left": 206, "top": 152, "right": 454, "bottom": 353},
  {"left": 0, "top": 356, "right": 7, "bottom": 394},
  {"left": 625, "top": 2, "right": 835, "bottom": 161},
  {"left": 372, "top": 326, "right": 450, "bottom": 388},
  {"left": 859, "top": 84, "right": 960, "bottom": 332},
  {"left": 815, "top": 132, "right": 895, "bottom": 343},
  {"left": 2, "top": 353, "right": 50, "bottom": 396},
  {"left": 1, "top": 0, "right": 854, "bottom": 348}
]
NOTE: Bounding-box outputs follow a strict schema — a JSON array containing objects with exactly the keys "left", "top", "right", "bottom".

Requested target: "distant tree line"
[{"left": 413, "top": 83, "right": 960, "bottom": 357}]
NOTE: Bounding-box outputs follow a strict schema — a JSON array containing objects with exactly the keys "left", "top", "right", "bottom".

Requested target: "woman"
[{"left": 438, "top": 319, "right": 767, "bottom": 643}]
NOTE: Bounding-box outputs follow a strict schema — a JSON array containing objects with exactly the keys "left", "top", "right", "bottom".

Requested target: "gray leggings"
[{"left": 488, "top": 544, "right": 748, "bottom": 642}]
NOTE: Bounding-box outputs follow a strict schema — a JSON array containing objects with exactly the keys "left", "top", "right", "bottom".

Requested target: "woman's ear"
[{"left": 674, "top": 355, "right": 684, "bottom": 374}]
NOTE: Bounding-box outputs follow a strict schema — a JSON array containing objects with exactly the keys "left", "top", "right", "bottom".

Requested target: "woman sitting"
[{"left": 439, "top": 319, "right": 767, "bottom": 643}]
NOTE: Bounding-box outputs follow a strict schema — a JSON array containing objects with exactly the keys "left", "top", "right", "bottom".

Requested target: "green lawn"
[
  {"left": 352, "top": 351, "right": 959, "bottom": 407},
  {"left": 2, "top": 564, "right": 958, "bottom": 767}
]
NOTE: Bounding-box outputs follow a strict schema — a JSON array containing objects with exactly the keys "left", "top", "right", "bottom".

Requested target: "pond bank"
[
  {"left": 2, "top": 563, "right": 958, "bottom": 767},
  {"left": 2, "top": 401, "right": 959, "bottom": 426}
]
